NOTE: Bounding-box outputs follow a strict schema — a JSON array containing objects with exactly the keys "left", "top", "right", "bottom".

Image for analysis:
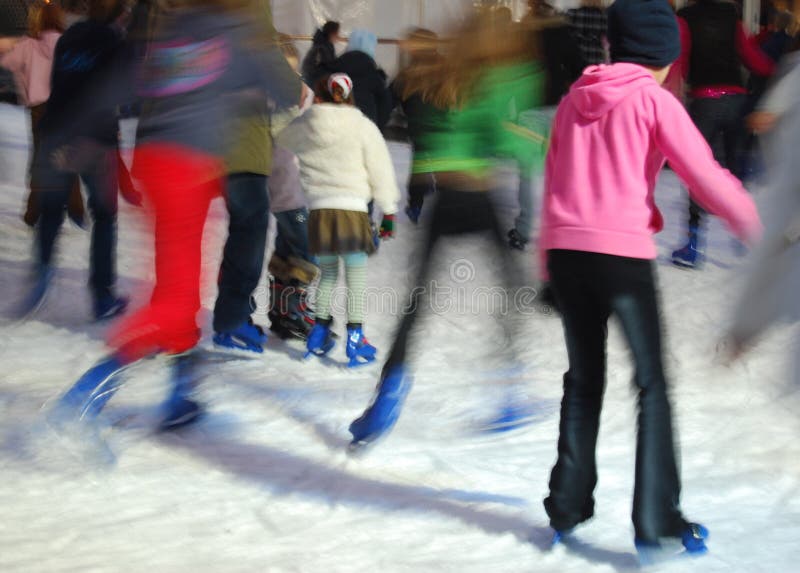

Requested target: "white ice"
[{"left": 1, "top": 103, "right": 799, "bottom": 573}]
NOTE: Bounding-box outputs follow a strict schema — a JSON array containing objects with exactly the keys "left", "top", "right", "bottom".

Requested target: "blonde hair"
[{"left": 400, "top": 12, "right": 535, "bottom": 109}]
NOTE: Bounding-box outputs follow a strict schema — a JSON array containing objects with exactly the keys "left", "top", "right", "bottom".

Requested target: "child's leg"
[
  {"left": 609, "top": 261, "right": 686, "bottom": 542},
  {"left": 544, "top": 250, "right": 611, "bottom": 533},
  {"left": 342, "top": 252, "right": 368, "bottom": 325},
  {"left": 314, "top": 255, "right": 340, "bottom": 322}
]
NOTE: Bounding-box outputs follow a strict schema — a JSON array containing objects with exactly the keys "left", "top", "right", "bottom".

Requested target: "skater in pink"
[{"left": 540, "top": 0, "right": 762, "bottom": 559}]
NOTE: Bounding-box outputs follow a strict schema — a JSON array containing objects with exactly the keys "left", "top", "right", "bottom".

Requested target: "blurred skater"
[
  {"left": 539, "top": 0, "right": 762, "bottom": 559},
  {"left": 348, "top": 13, "right": 546, "bottom": 449},
  {"left": 0, "top": 0, "right": 85, "bottom": 229},
  {"left": 671, "top": 0, "right": 775, "bottom": 268},
  {"left": 18, "top": 0, "right": 130, "bottom": 320},
  {"left": 47, "top": 0, "right": 303, "bottom": 447},
  {"left": 210, "top": 0, "right": 293, "bottom": 354},
  {"left": 391, "top": 28, "right": 443, "bottom": 224}
]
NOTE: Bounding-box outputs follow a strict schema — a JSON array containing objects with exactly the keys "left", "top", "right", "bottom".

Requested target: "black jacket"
[
  {"left": 541, "top": 23, "right": 586, "bottom": 106},
  {"left": 40, "top": 20, "right": 124, "bottom": 146},
  {"left": 330, "top": 50, "right": 392, "bottom": 130},
  {"left": 301, "top": 29, "right": 336, "bottom": 85},
  {"left": 679, "top": 0, "right": 744, "bottom": 89}
]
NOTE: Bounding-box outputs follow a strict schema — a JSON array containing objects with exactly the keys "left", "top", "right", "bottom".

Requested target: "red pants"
[{"left": 109, "top": 144, "right": 222, "bottom": 361}]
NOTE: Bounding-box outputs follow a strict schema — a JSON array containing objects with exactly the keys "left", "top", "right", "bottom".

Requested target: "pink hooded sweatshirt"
[
  {"left": 540, "top": 63, "right": 762, "bottom": 273},
  {"left": 0, "top": 31, "right": 61, "bottom": 107}
]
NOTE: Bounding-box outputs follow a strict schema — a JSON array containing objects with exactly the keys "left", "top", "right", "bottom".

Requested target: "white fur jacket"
[{"left": 276, "top": 103, "right": 399, "bottom": 215}]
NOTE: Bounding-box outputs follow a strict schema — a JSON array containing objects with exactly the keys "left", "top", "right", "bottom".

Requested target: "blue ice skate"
[
  {"left": 635, "top": 522, "right": 709, "bottom": 565},
  {"left": 160, "top": 352, "right": 203, "bottom": 431},
  {"left": 482, "top": 401, "right": 537, "bottom": 433},
  {"left": 94, "top": 294, "right": 129, "bottom": 322},
  {"left": 305, "top": 321, "right": 335, "bottom": 359},
  {"left": 345, "top": 324, "right": 376, "bottom": 367},
  {"left": 15, "top": 265, "right": 53, "bottom": 320},
  {"left": 672, "top": 226, "right": 703, "bottom": 269},
  {"left": 213, "top": 319, "right": 268, "bottom": 354},
  {"left": 550, "top": 528, "right": 575, "bottom": 547},
  {"left": 348, "top": 365, "right": 412, "bottom": 450},
  {"left": 52, "top": 354, "right": 129, "bottom": 422}
]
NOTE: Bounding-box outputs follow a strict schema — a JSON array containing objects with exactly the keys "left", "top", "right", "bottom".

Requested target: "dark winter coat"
[
  {"left": 540, "top": 22, "right": 586, "bottom": 106},
  {"left": 301, "top": 29, "right": 336, "bottom": 85},
  {"left": 679, "top": 0, "right": 744, "bottom": 88},
  {"left": 329, "top": 50, "right": 392, "bottom": 130},
  {"left": 39, "top": 20, "right": 124, "bottom": 147}
]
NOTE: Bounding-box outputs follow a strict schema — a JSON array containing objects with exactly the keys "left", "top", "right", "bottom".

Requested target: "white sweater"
[{"left": 276, "top": 104, "right": 399, "bottom": 215}]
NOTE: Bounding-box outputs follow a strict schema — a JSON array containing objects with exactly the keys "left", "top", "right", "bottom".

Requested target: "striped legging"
[{"left": 315, "top": 252, "right": 368, "bottom": 325}]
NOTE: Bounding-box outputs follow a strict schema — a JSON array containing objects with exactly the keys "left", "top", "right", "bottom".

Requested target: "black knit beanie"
[{"left": 607, "top": 0, "right": 681, "bottom": 68}]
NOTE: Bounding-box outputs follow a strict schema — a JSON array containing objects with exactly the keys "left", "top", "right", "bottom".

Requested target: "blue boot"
[
  {"left": 51, "top": 354, "right": 130, "bottom": 423},
  {"left": 305, "top": 320, "right": 335, "bottom": 358},
  {"left": 346, "top": 324, "right": 377, "bottom": 367},
  {"left": 94, "top": 294, "right": 129, "bottom": 322},
  {"left": 213, "top": 319, "right": 268, "bottom": 353},
  {"left": 672, "top": 226, "right": 703, "bottom": 269},
  {"left": 635, "top": 522, "right": 709, "bottom": 564},
  {"left": 349, "top": 365, "right": 412, "bottom": 449},
  {"left": 15, "top": 265, "right": 53, "bottom": 320},
  {"left": 160, "top": 352, "right": 203, "bottom": 431}
]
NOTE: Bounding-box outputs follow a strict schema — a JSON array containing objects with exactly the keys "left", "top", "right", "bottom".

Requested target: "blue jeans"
[
  {"left": 36, "top": 148, "right": 118, "bottom": 300},
  {"left": 687, "top": 94, "right": 748, "bottom": 228},
  {"left": 213, "top": 173, "right": 269, "bottom": 333},
  {"left": 545, "top": 250, "right": 686, "bottom": 542},
  {"left": 274, "top": 207, "right": 311, "bottom": 263}
]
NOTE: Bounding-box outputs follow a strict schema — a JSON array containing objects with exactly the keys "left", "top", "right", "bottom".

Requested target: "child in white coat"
[{"left": 277, "top": 73, "right": 399, "bottom": 366}]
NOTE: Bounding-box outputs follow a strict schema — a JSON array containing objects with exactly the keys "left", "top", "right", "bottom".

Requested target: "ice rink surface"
[{"left": 1, "top": 103, "right": 799, "bottom": 572}]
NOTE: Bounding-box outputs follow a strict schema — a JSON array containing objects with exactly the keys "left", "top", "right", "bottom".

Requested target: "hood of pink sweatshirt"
[
  {"left": 569, "top": 64, "right": 656, "bottom": 120},
  {"left": 540, "top": 63, "right": 760, "bottom": 275}
]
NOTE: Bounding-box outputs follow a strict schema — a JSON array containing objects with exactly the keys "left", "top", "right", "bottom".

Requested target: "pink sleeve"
[
  {"left": 653, "top": 90, "right": 762, "bottom": 244},
  {"left": 736, "top": 22, "right": 775, "bottom": 77},
  {"left": 0, "top": 40, "right": 26, "bottom": 74}
]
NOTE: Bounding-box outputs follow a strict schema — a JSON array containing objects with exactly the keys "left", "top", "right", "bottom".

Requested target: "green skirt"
[{"left": 309, "top": 209, "right": 376, "bottom": 256}]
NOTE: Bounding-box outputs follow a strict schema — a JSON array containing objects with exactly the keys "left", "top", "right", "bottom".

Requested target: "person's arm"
[
  {"left": 653, "top": 89, "right": 762, "bottom": 243},
  {"left": 736, "top": 21, "right": 775, "bottom": 77},
  {"left": 361, "top": 116, "right": 399, "bottom": 215},
  {"left": 0, "top": 37, "right": 24, "bottom": 71},
  {"left": 274, "top": 114, "right": 308, "bottom": 155},
  {"left": 0, "top": 37, "right": 21, "bottom": 55}
]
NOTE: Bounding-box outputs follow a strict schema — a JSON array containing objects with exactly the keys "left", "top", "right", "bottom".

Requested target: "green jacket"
[
  {"left": 225, "top": 0, "right": 301, "bottom": 175},
  {"left": 413, "top": 62, "right": 547, "bottom": 176}
]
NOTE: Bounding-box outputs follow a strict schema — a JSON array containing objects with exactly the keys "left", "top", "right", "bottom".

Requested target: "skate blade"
[
  {"left": 347, "top": 354, "right": 377, "bottom": 368},
  {"left": 636, "top": 541, "right": 707, "bottom": 567}
]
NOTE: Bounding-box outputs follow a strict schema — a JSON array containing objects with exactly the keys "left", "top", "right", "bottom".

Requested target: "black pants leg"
[
  {"left": 213, "top": 173, "right": 269, "bottom": 333},
  {"left": 545, "top": 251, "right": 611, "bottom": 531},
  {"left": 383, "top": 188, "right": 520, "bottom": 374},
  {"left": 686, "top": 95, "right": 747, "bottom": 228},
  {"left": 545, "top": 250, "right": 686, "bottom": 540},
  {"left": 82, "top": 150, "right": 119, "bottom": 301},
  {"left": 611, "top": 268, "right": 686, "bottom": 541}
]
